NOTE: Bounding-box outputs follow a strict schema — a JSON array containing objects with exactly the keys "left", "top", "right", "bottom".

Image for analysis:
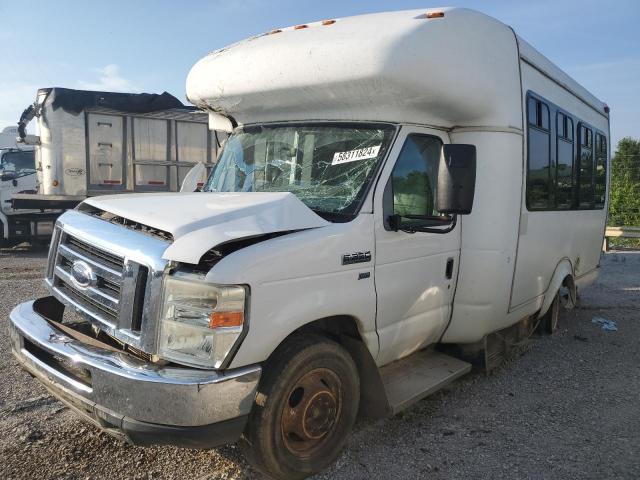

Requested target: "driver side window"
[{"left": 391, "top": 134, "right": 444, "bottom": 219}]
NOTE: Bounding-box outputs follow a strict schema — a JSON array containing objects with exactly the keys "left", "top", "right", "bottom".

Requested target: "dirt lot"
[{"left": 1, "top": 246, "right": 639, "bottom": 480}]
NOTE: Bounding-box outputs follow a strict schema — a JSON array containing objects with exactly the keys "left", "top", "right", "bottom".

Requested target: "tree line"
[{"left": 609, "top": 137, "right": 640, "bottom": 227}]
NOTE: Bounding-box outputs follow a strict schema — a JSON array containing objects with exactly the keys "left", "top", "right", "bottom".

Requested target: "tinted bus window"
[
  {"left": 594, "top": 133, "right": 607, "bottom": 209},
  {"left": 556, "top": 112, "right": 574, "bottom": 209},
  {"left": 527, "top": 97, "right": 537, "bottom": 126},
  {"left": 526, "top": 96, "right": 551, "bottom": 210},
  {"left": 578, "top": 124, "right": 594, "bottom": 208}
]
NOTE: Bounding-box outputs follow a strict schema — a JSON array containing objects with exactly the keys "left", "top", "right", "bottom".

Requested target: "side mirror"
[
  {"left": 1, "top": 171, "right": 17, "bottom": 182},
  {"left": 436, "top": 144, "right": 476, "bottom": 215}
]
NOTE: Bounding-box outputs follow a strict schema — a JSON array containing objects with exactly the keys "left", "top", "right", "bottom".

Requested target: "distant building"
[{"left": 0, "top": 126, "right": 19, "bottom": 149}]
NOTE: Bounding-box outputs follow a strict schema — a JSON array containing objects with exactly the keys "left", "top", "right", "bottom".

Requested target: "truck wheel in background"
[
  {"left": 241, "top": 334, "right": 360, "bottom": 479},
  {"left": 541, "top": 292, "right": 561, "bottom": 334}
]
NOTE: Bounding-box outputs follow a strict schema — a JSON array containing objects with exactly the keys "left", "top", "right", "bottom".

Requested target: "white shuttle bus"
[{"left": 10, "top": 8, "right": 609, "bottom": 479}]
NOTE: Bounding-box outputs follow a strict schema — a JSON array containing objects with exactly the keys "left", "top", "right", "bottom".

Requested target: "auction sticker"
[{"left": 332, "top": 145, "right": 381, "bottom": 165}]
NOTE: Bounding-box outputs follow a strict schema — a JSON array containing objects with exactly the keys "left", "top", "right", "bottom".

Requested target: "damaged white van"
[{"left": 10, "top": 8, "right": 609, "bottom": 479}]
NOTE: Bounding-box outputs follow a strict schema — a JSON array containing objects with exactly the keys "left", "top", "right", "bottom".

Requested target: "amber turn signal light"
[{"left": 209, "top": 311, "right": 244, "bottom": 328}]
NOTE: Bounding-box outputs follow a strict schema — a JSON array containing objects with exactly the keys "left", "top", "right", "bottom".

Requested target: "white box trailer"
[
  {"left": 10, "top": 8, "right": 610, "bottom": 479},
  {"left": 13, "top": 88, "right": 226, "bottom": 210}
]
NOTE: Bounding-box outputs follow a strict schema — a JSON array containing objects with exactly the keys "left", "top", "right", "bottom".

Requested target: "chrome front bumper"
[{"left": 9, "top": 297, "right": 261, "bottom": 448}]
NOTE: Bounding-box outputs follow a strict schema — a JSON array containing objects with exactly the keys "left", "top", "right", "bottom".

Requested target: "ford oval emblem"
[{"left": 70, "top": 260, "right": 96, "bottom": 289}]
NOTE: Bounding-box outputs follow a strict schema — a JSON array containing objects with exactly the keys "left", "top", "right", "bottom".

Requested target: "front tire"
[{"left": 241, "top": 334, "right": 360, "bottom": 479}]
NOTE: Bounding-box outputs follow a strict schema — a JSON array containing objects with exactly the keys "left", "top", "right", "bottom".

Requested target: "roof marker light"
[
  {"left": 322, "top": 19, "right": 336, "bottom": 25},
  {"left": 426, "top": 11, "right": 445, "bottom": 19},
  {"left": 294, "top": 24, "right": 308, "bottom": 30},
  {"left": 269, "top": 29, "right": 282, "bottom": 34}
]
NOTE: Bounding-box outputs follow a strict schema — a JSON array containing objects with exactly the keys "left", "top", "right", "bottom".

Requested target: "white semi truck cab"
[
  {"left": 9, "top": 8, "right": 609, "bottom": 479},
  {"left": 0, "top": 130, "right": 55, "bottom": 245}
]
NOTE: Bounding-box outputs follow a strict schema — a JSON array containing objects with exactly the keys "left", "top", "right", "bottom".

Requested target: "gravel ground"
[{"left": 1, "top": 246, "right": 639, "bottom": 480}]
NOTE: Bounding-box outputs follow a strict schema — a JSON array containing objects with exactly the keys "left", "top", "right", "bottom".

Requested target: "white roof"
[
  {"left": 516, "top": 35, "right": 606, "bottom": 114},
  {"left": 186, "top": 7, "right": 606, "bottom": 128}
]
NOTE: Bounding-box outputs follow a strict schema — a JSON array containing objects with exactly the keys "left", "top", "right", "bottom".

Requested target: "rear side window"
[
  {"left": 525, "top": 92, "right": 608, "bottom": 212},
  {"left": 578, "top": 123, "right": 594, "bottom": 208},
  {"left": 526, "top": 97, "right": 551, "bottom": 209},
  {"left": 556, "top": 112, "right": 574, "bottom": 209},
  {"left": 594, "top": 133, "right": 607, "bottom": 209}
]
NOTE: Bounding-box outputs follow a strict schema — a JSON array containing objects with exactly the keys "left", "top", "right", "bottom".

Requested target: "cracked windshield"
[{"left": 204, "top": 124, "right": 396, "bottom": 218}]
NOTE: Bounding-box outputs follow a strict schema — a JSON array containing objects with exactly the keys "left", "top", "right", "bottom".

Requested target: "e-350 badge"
[{"left": 342, "top": 251, "right": 372, "bottom": 265}]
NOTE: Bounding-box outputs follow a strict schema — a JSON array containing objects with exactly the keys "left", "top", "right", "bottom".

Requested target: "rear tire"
[
  {"left": 541, "top": 292, "right": 560, "bottom": 334},
  {"left": 241, "top": 334, "right": 360, "bottom": 479}
]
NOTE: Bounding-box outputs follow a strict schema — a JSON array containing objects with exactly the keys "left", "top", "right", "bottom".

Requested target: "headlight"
[{"left": 158, "top": 274, "right": 247, "bottom": 369}]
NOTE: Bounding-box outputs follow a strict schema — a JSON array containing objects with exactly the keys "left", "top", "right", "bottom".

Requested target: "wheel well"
[
  {"left": 292, "top": 315, "right": 363, "bottom": 342},
  {"left": 538, "top": 259, "right": 576, "bottom": 318},
  {"left": 269, "top": 316, "right": 390, "bottom": 419}
]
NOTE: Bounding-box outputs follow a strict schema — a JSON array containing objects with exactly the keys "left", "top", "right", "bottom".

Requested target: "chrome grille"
[
  {"left": 46, "top": 210, "right": 171, "bottom": 354},
  {"left": 65, "top": 235, "right": 124, "bottom": 270},
  {"left": 53, "top": 232, "right": 124, "bottom": 326}
]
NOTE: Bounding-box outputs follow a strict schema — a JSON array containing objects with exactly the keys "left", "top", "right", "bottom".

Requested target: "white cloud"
[{"left": 77, "top": 64, "right": 140, "bottom": 93}]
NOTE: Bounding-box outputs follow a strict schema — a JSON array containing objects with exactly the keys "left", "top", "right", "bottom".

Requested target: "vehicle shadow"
[{"left": 0, "top": 243, "right": 50, "bottom": 258}]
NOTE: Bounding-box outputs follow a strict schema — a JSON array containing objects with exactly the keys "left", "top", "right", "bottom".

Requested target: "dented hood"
[{"left": 83, "top": 192, "right": 330, "bottom": 264}]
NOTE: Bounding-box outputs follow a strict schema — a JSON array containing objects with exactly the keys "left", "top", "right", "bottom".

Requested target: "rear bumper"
[{"left": 9, "top": 297, "right": 261, "bottom": 448}]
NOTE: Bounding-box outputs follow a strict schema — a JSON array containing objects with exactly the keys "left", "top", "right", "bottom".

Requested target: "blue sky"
[{"left": 0, "top": 0, "right": 637, "bottom": 147}]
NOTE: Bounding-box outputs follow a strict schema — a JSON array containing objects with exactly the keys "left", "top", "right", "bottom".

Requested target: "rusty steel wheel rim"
[{"left": 281, "top": 368, "right": 342, "bottom": 455}]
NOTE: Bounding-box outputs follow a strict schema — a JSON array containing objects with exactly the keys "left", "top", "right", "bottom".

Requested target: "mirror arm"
[{"left": 388, "top": 214, "right": 402, "bottom": 232}]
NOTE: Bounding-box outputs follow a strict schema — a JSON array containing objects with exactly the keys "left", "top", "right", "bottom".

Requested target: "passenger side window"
[
  {"left": 390, "top": 135, "right": 445, "bottom": 221},
  {"left": 594, "top": 133, "right": 607, "bottom": 209},
  {"left": 526, "top": 96, "right": 551, "bottom": 209}
]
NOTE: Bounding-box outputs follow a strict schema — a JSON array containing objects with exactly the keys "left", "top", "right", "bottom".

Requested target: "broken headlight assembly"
[{"left": 158, "top": 274, "right": 247, "bottom": 369}]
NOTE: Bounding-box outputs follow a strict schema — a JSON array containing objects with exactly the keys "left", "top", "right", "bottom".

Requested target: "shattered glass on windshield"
[{"left": 203, "top": 123, "right": 396, "bottom": 218}]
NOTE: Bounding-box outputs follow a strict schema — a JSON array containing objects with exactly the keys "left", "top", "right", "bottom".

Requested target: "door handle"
[{"left": 445, "top": 257, "right": 454, "bottom": 279}]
